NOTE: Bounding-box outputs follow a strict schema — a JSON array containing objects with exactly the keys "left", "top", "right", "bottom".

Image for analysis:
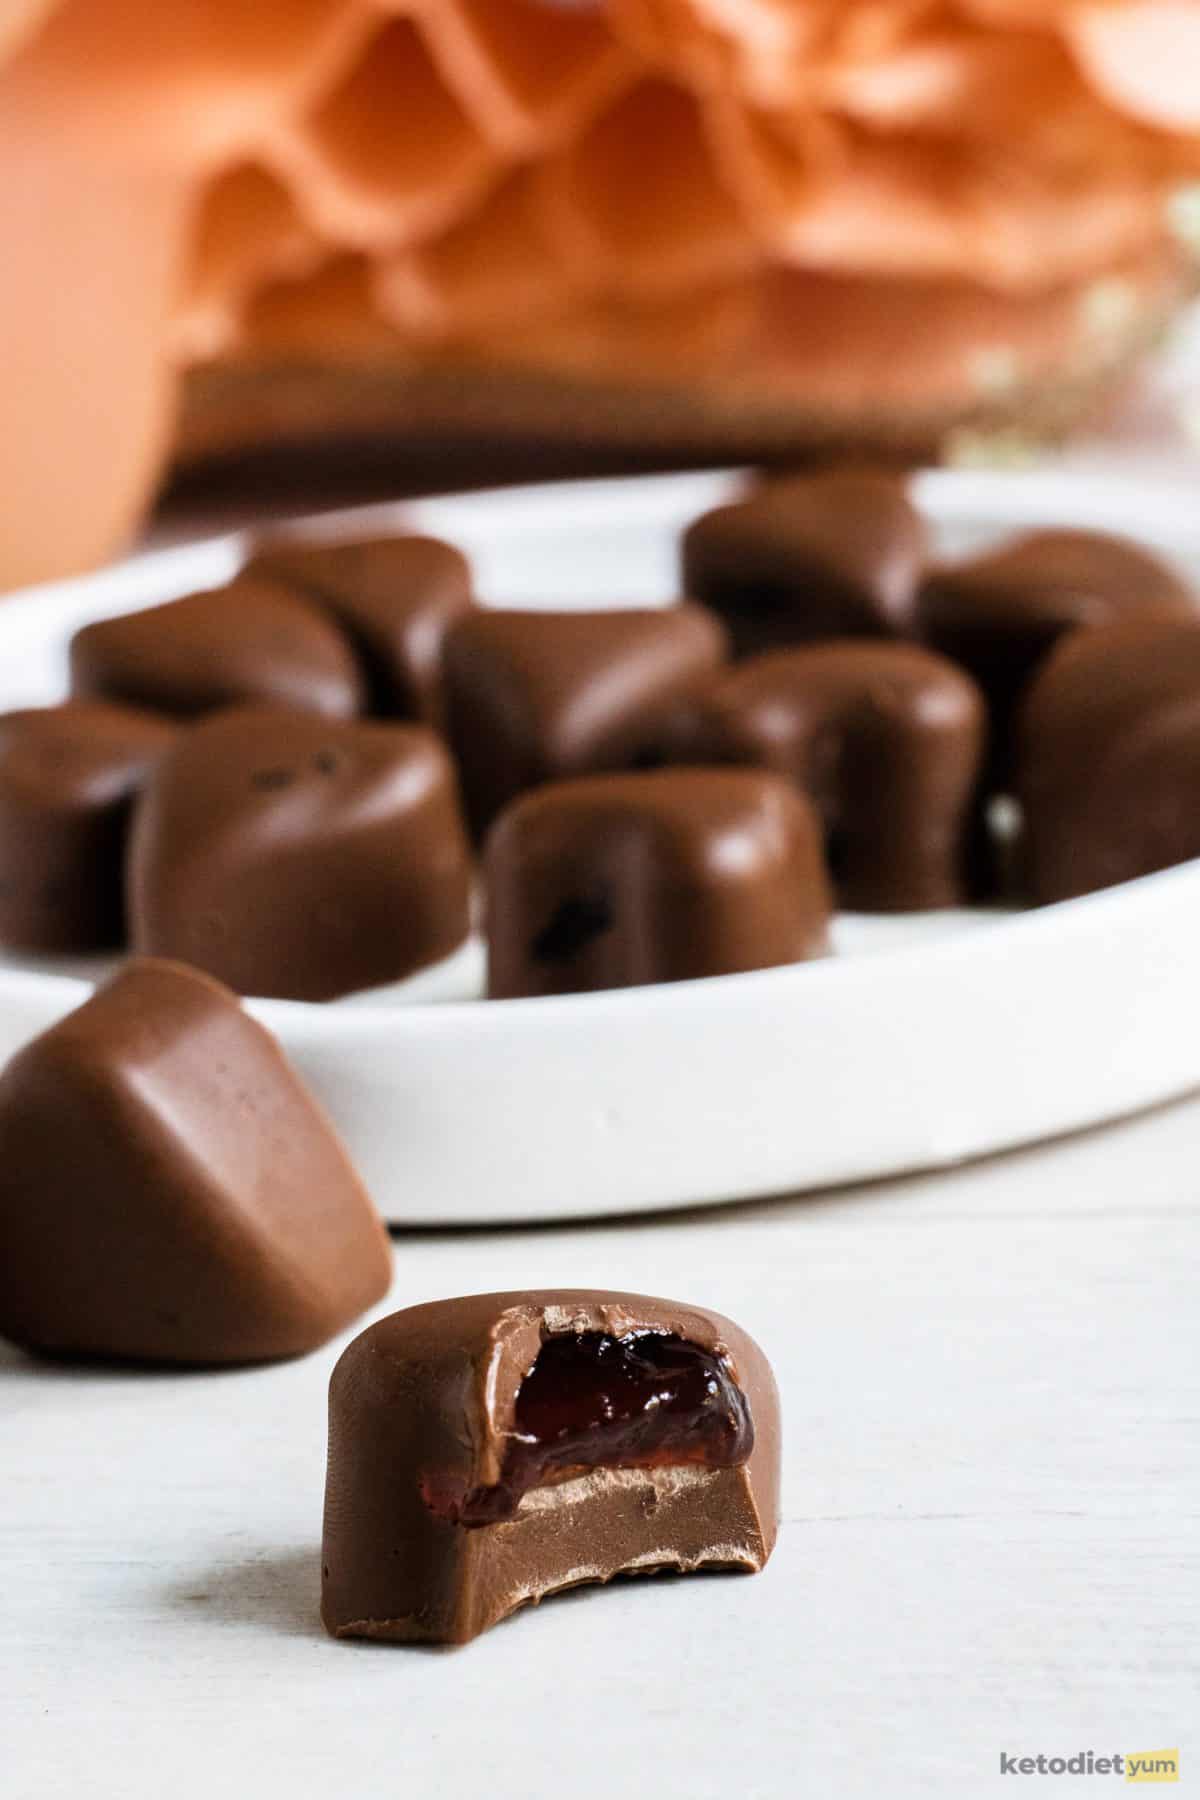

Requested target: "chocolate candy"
[
  {"left": 677, "top": 642, "right": 986, "bottom": 910},
  {"left": 1018, "top": 615, "right": 1200, "bottom": 903},
  {"left": 920, "top": 528, "right": 1197, "bottom": 780},
  {"left": 322, "top": 1290, "right": 779, "bottom": 1645},
  {"left": 0, "top": 959, "right": 390, "bottom": 1364},
  {"left": 128, "top": 707, "right": 472, "bottom": 1000},
  {"left": 70, "top": 572, "right": 366, "bottom": 720},
  {"left": 247, "top": 534, "right": 474, "bottom": 726},
  {"left": 0, "top": 702, "right": 175, "bottom": 951},
  {"left": 682, "top": 470, "right": 927, "bottom": 656},
  {"left": 485, "top": 768, "right": 831, "bottom": 999},
  {"left": 444, "top": 604, "right": 727, "bottom": 836}
]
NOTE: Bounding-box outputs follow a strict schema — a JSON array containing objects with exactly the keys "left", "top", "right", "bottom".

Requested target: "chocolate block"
[
  {"left": 322, "top": 1290, "right": 779, "bottom": 1646},
  {"left": 444, "top": 604, "right": 727, "bottom": 836},
  {"left": 247, "top": 534, "right": 474, "bottom": 726},
  {"left": 682, "top": 470, "right": 927, "bottom": 656},
  {"left": 921, "top": 528, "right": 1197, "bottom": 780},
  {"left": 1018, "top": 615, "right": 1200, "bottom": 902},
  {"left": 678, "top": 642, "right": 986, "bottom": 910},
  {"left": 0, "top": 959, "right": 390, "bottom": 1364},
  {"left": 485, "top": 768, "right": 830, "bottom": 999},
  {"left": 70, "top": 573, "right": 366, "bottom": 720},
  {"left": 129, "top": 707, "right": 472, "bottom": 1000},
  {"left": 0, "top": 702, "right": 175, "bottom": 951}
]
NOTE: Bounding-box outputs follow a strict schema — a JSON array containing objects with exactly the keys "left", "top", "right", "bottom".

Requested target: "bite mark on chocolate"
[
  {"left": 426, "top": 1329, "right": 754, "bottom": 1527},
  {"left": 321, "top": 1290, "right": 780, "bottom": 1645}
]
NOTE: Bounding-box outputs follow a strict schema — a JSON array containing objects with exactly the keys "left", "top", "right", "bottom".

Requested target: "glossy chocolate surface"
[
  {"left": 676, "top": 641, "right": 986, "bottom": 911},
  {"left": 322, "top": 1290, "right": 779, "bottom": 1645},
  {"left": 248, "top": 534, "right": 474, "bottom": 726},
  {"left": 0, "top": 959, "right": 391, "bottom": 1364},
  {"left": 682, "top": 469, "right": 927, "bottom": 656},
  {"left": 1018, "top": 615, "right": 1200, "bottom": 902},
  {"left": 444, "top": 603, "right": 727, "bottom": 836},
  {"left": 129, "top": 706, "right": 472, "bottom": 1000},
  {"left": 921, "top": 528, "right": 1197, "bottom": 779},
  {"left": 485, "top": 767, "right": 831, "bottom": 999},
  {"left": 0, "top": 702, "right": 175, "bottom": 951},
  {"left": 70, "top": 572, "right": 366, "bottom": 720}
]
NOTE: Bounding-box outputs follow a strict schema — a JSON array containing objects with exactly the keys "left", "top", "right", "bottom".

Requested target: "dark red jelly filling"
[{"left": 431, "top": 1330, "right": 754, "bottom": 1527}]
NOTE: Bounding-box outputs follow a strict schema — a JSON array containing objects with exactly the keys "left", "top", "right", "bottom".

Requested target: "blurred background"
[{"left": 3, "top": 0, "right": 1199, "bottom": 586}]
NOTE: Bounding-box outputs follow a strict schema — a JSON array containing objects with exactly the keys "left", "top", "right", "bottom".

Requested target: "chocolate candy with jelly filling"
[
  {"left": 0, "top": 702, "right": 175, "bottom": 951},
  {"left": 322, "top": 1290, "right": 779, "bottom": 1645},
  {"left": 682, "top": 469, "right": 927, "bottom": 657},
  {"left": 0, "top": 959, "right": 391, "bottom": 1364},
  {"left": 677, "top": 642, "right": 986, "bottom": 911},
  {"left": 128, "top": 706, "right": 472, "bottom": 1000},
  {"left": 920, "top": 529, "right": 1197, "bottom": 781},
  {"left": 247, "top": 534, "right": 474, "bottom": 727},
  {"left": 485, "top": 767, "right": 831, "bottom": 999},
  {"left": 70, "top": 572, "right": 366, "bottom": 720},
  {"left": 443, "top": 603, "right": 727, "bottom": 836},
  {"left": 1018, "top": 614, "right": 1200, "bottom": 903}
]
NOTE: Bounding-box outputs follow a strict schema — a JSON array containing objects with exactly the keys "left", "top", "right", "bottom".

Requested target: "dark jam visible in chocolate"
[{"left": 431, "top": 1330, "right": 754, "bottom": 1527}]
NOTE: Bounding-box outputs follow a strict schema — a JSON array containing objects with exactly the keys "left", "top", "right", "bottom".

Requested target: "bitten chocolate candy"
[
  {"left": 921, "top": 528, "right": 1197, "bottom": 779},
  {"left": 444, "top": 604, "right": 727, "bottom": 836},
  {"left": 0, "top": 959, "right": 391, "bottom": 1364},
  {"left": 129, "top": 707, "right": 472, "bottom": 1000},
  {"left": 678, "top": 642, "right": 986, "bottom": 911},
  {"left": 1018, "top": 615, "right": 1200, "bottom": 903},
  {"left": 0, "top": 702, "right": 175, "bottom": 952},
  {"left": 682, "top": 469, "right": 927, "bottom": 656},
  {"left": 485, "top": 768, "right": 830, "bottom": 999},
  {"left": 248, "top": 535, "right": 474, "bottom": 726},
  {"left": 322, "top": 1290, "right": 779, "bottom": 1646},
  {"left": 70, "top": 573, "right": 366, "bottom": 720}
]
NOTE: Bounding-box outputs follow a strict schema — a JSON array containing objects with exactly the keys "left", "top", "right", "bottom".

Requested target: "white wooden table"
[
  {"left": 3, "top": 1091, "right": 1196, "bottom": 1800},
  {"left": 7, "top": 327, "right": 1200, "bottom": 1797}
]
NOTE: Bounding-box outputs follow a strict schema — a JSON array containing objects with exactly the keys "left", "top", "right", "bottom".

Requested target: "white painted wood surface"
[{"left": 4, "top": 1095, "right": 1196, "bottom": 1800}]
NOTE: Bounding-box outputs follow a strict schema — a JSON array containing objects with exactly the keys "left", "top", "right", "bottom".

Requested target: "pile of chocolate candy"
[
  {"left": 2, "top": 467, "right": 1197, "bottom": 1004},
  {"left": 4, "top": 468, "right": 1198, "bottom": 1645}
]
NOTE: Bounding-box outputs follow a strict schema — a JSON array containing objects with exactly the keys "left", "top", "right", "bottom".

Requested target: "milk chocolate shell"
[
  {"left": 322, "top": 1290, "right": 779, "bottom": 1646},
  {"left": 0, "top": 702, "right": 175, "bottom": 951},
  {"left": 1018, "top": 616, "right": 1200, "bottom": 903},
  {"left": 485, "top": 768, "right": 831, "bottom": 999},
  {"left": 920, "top": 528, "right": 1198, "bottom": 779},
  {"left": 444, "top": 603, "right": 727, "bottom": 836},
  {"left": 0, "top": 959, "right": 391, "bottom": 1364},
  {"left": 128, "top": 707, "right": 472, "bottom": 1000},
  {"left": 247, "top": 534, "right": 474, "bottom": 726},
  {"left": 679, "top": 642, "right": 986, "bottom": 911},
  {"left": 70, "top": 572, "right": 366, "bottom": 720},
  {"left": 681, "top": 470, "right": 928, "bottom": 657}
]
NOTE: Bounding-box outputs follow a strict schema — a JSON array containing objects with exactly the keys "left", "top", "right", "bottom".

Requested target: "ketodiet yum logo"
[{"left": 998, "top": 1750, "right": 1179, "bottom": 1782}]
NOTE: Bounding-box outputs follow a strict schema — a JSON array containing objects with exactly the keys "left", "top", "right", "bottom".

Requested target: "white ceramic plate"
[{"left": 2, "top": 466, "right": 1199, "bottom": 1224}]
